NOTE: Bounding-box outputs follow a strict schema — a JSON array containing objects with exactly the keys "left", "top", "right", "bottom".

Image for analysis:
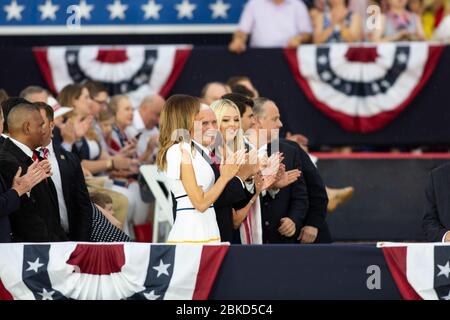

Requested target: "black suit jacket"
[
  {"left": 0, "top": 173, "right": 20, "bottom": 242},
  {"left": 423, "top": 163, "right": 450, "bottom": 242},
  {"left": 0, "top": 139, "right": 68, "bottom": 242},
  {"left": 52, "top": 141, "right": 92, "bottom": 241},
  {"left": 260, "top": 139, "right": 309, "bottom": 243},
  {"left": 282, "top": 139, "right": 332, "bottom": 243}
]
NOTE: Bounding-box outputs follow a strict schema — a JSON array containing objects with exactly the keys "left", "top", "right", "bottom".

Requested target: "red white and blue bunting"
[
  {"left": 285, "top": 42, "right": 443, "bottom": 133},
  {"left": 34, "top": 45, "right": 191, "bottom": 106}
]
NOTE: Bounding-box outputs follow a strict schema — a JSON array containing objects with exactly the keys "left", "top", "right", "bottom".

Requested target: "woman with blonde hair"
[
  {"left": 210, "top": 99, "right": 278, "bottom": 244},
  {"left": 157, "top": 95, "right": 244, "bottom": 244}
]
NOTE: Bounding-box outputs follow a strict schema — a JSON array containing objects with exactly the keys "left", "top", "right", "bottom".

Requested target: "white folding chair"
[{"left": 140, "top": 165, "right": 173, "bottom": 243}]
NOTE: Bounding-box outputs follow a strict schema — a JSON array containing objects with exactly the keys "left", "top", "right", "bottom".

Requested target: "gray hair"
[
  {"left": 19, "top": 86, "right": 47, "bottom": 100},
  {"left": 253, "top": 97, "right": 273, "bottom": 118}
]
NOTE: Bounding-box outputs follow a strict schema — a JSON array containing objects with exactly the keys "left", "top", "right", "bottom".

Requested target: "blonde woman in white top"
[{"left": 157, "top": 95, "right": 244, "bottom": 244}]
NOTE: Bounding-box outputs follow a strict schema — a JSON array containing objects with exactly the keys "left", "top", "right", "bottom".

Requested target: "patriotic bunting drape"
[
  {"left": 285, "top": 42, "right": 443, "bottom": 133},
  {"left": 33, "top": 45, "right": 191, "bottom": 106},
  {"left": 0, "top": 242, "right": 228, "bottom": 300}
]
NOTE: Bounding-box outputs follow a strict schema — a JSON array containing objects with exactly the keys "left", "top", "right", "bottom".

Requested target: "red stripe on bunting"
[
  {"left": 159, "top": 48, "right": 192, "bottom": 98},
  {"left": 382, "top": 247, "right": 422, "bottom": 300},
  {"left": 0, "top": 278, "right": 13, "bottom": 300},
  {"left": 32, "top": 47, "right": 57, "bottom": 94},
  {"left": 192, "top": 245, "right": 229, "bottom": 300},
  {"left": 284, "top": 46, "right": 444, "bottom": 133}
]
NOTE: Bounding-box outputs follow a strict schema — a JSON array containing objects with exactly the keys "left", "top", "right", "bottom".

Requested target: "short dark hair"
[
  {"left": 230, "top": 84, "right": 255, "bottom": 99},
  {"left": 200, "top": 82, "right": 227, "bottom": 99},
  {"left": 221, "top": 93, "right": 254, "bottom": 117},
  {"left": 226, "top": 76, "right": 251, "bottom": 89},
  {"left": 84, "top": 81, "right": 108, "bottom": 99},
  {"left": 90, "top": 192, "right": 113, "bottom": 208},
  {"left": 34, "top": 101, "right": 54, "bottom": 121},
  {"left": 1, "top": 97, "right": 32, "bottom": 133},
  {"left": 7, "top": 102, "right": 40, "bottom": 134}
]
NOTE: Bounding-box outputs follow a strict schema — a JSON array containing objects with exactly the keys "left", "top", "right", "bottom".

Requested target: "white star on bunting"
[
  {"left": 4, "top": 0, "right": 25, "bottom": 21},
  {"left": 77, "top": 0, "right": 94, "bottom": 20},
  {"left": 38, "top": 288, "right": 55, "bottom": 300},
  {"left": 209, "top": 0, "right": 231, "bottom": 19},
  {"left": 38, "top": 0, "right": 59, "bottom": 21},
  {"left": 107, "top": 0, "right": 128, "bottom": 20},
  {"left": 437, "top": 261, "right": 450, "bottom": 278},
  {"left": 175, "top": 0, "right": 196, "bottom": 20},
  {"left": 143, "top": 290, "right": 160, "bottom": 300},
  {"left": 141, "top": 0, "right": 162, "bottom": 20},
  {"left": 152, "top": 259, "right": 171, "bottom": 277},
  {"left": 26, "top": 257, "right": 44, "bottom": 273}
]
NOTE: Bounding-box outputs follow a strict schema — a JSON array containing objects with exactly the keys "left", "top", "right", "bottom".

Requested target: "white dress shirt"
[
  {"left": 44, "top": 142, "right": 70, "bottom": 233},
  {"left": 8, "top": 136, "right": 34, "bottom": 159}
]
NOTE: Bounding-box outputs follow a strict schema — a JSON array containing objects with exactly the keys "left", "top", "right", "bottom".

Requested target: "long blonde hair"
[
  {"left": 156, "top": 94, "right": 200, "bottom": 171},
  {"left": 210, "top": 99, "right": 245, "bottom": 152}
]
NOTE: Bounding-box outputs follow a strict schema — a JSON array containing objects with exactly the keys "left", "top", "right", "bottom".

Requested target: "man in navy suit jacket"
[
  {"left": 0, "top": 103, "right": 48, "bottom": 242},
  {"left": 423, "top": 163, "right": 450, "bottom": 242}
]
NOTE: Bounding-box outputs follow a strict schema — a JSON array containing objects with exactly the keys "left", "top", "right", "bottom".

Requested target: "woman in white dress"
[{"left": 156, "top": 95, "right": 244, "bottom": 244}]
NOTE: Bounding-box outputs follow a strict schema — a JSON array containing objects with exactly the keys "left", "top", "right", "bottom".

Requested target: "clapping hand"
[{"left": 12, "top": 162, "right": 49, "bottom": 197}]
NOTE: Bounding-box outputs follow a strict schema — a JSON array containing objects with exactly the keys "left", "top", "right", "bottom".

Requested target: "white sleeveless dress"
[{"left": 163, "top": 142, "right": 221, "bottom": 244}]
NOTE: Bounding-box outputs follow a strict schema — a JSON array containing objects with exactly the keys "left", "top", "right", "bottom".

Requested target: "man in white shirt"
[
  {"left": 36, "top": 102, "right": 92, "bottom": 241},
  {"left": 229, "top": 0, "right": 313, "bottom": 53}
]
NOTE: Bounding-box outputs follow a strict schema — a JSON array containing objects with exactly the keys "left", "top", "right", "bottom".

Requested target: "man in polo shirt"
[{"left": 229, "top": 0, "right": 313, "bottom": 53}]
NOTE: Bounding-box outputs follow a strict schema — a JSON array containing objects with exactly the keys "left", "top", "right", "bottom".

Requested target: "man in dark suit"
[
  {"left": 0, "top": 106, "right": 49, "bottom": 242},
  {"left": 0, "top": 102, "right": 67, "bottom": 242},
  {"left": 244, "top": 98, "right": 308, "bottom": 243},
  {"left": 36, "top": 102, "right": 92, "bottom": 241},
  {"left": 282, "top": 139, "right": 332, "bottom": 243},
  {"left": 253, "top": 97, "right": 330, "bottom": 243},
  {"left": 423, "top": 163, "right": 450, "bottom": 242}
]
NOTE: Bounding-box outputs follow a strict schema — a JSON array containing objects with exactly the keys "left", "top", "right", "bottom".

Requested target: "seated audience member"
[
  {"left": 227, "top": 76, "right": 259, "bottom": 98},
  {"left": 423, "top": 162, "right": 450, "bottom": 242},
  {"left": 90, "top": 192, "right": 123, "bottom": 230},
  {"left": 35, "top": 102, "right": 92, "bottom": 241},
  {"left": 409, "top": 0, "right": 448, "bottom": 39},
  {"left": 108, "top": 95, "right": 135, "bottom": 156},
  {"left": 229, "top": 0, "right": 313, "bottom": 53},
  {"left": 306, "top": 0, "right": 326, "bottom": 24},
  {"left": 313, "top": 0, "right": 362, "bottom": 43},
  {"left": 57, "top": 84, "right": 135, "bottom": 174},
  {"left": 0, "top": 103, "right": 66, "bottom": 242},
  {"left": 19, "top": 86, "right": 49, "bottom": 103},
  {"left": 108, "top": 95, "right": 151, "bottom": 237},
  {"left": 89, "top": 192, "right": 130, "bottom": 242},
  {"left": 84, "top": 81, "right": 110, "bottom": 152},
  {"left": 97, "top": 109, "right": 115, "bottom": 147},
  {"left": 200, "top": 82, "right": 230, "bottom": 105},
  {"left": 125, "top": 94, "right": 164, "bottom": 164},
  {"left": 372, "top": 0, "right": 425, "bottom": 42},
  {"left": 0, "top": 105, "right": 48, "bottom": 242}
]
